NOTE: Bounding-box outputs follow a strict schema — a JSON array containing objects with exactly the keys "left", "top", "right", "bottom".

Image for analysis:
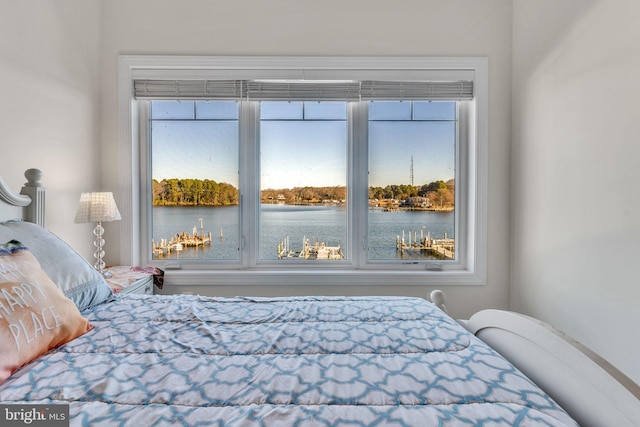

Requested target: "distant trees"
[
  {"left": 261, "top": 186, "right": 347, "bottom": 203},
  {"left": 369, "top": 179, "right": 454, "bottom": 209},
  {"left": 420, "top": 180, "right": 455, "bottom": 209},
  {"left": 152, "top": 178, "right": 239, "bottom": 206},
  {"left": 153, "top": 178, "right": 453, "bottom": 209}
]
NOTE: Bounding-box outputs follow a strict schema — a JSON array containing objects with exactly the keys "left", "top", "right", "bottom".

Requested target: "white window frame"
[{"left": 118, "top": 56, "right": 488, "bottom": 287}]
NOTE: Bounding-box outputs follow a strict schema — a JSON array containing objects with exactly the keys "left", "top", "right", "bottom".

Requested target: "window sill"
[{"left": 160, "top": 268, "right": 486, "bottom": 287}]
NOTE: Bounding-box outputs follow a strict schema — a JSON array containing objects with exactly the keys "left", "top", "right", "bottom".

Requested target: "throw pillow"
[{"left": 0, "top": 240, "right": 93, "bottom": 383}]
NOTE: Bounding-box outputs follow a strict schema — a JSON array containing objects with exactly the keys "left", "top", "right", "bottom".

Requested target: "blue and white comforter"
[{"left": 0, "top": 295, "right": 577, "bottom": 426}]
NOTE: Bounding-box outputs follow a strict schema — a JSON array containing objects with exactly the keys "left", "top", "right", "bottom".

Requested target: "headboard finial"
[
  {"left": 24, "top": 168, "right": 43, "bottom": 187},
  {"left": 19, "top": 168, "right": 45, "bottom": 227}
]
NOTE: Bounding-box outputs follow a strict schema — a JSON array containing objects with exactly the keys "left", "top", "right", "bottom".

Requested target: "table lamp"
[{"left": 74, "top": 192, "right": 121, "bottom": 276}]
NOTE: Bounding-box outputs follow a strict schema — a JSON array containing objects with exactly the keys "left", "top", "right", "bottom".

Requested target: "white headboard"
[{"left": 0, "top": 168, "right": 45, "bottom": 226}]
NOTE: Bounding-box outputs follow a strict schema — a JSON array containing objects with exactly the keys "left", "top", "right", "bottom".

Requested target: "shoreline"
[{"left": 153, "top": 202, "right": 454, "bottom": 212}]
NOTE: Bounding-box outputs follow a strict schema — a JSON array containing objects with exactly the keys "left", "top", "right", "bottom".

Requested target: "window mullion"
[
  {"left": 350, "top": 102, "right": 369, "bottom": 267},
  {"left": 239, "top": 100, "right": 259, "bottom": 267},
  {"left": 139, "top": 101, "right": 151, "bottom": 264},
  {"left": 456, "top": 101, "right": 471, "bottom": 272}
]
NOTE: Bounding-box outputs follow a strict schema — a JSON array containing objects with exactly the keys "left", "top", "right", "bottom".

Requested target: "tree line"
[
  {"left": 152, "top": 178, "right": 454, "bottom": 208},
  {"left": 261, "top": 186, "right": 347, "bottom": 203},
  {"left": 152, "top": 178, "right": 239, "bottom": 206},
  {"left": 369, "top": 179, "right": 455, "bottom": 208}
]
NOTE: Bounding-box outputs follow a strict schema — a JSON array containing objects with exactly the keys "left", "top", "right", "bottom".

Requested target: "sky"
[{"left": 151, "top": 101, "right": 456, "bottom": 189}]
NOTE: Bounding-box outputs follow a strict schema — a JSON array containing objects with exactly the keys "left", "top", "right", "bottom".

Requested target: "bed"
[{"left": 1, "top": 169, "right": 638, "bottom": 426}]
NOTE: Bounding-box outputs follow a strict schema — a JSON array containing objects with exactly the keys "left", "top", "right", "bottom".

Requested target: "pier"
[
  {"left": 395, "top": 229, "right": 455, "bottom": 260},
  {"left": 277, "top": 236, "right": 344, "bottom": 260},
  {"left": 152, "top": 218, "right": 213, "bottom": 257}
]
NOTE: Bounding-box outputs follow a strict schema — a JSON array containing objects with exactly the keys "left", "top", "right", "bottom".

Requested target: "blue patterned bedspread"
[{"left": 0, "top": 295, "right": 577, "bottom": 426}]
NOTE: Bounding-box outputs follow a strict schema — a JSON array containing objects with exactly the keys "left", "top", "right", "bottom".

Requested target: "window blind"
[
  {"left": 134, "top": 80, "right": 244, "bottom": 100},
  {"left": 360, "top": 81, "right": 474, "bottom": 101},
  {"left": 133, "top": 79, "right": 473, "bottom": 101},
  {"left": 245, "top": 81, "right": 361, "bottom": 101}
]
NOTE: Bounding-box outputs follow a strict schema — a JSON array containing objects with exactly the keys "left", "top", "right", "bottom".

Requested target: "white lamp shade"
[{"left": 74, "top": 192, "right": 122, "bottom": 223}]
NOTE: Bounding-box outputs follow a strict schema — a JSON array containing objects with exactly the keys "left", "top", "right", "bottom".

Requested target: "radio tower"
[{"left": 410, "top": 155, "right": 414, "bottom": 186}]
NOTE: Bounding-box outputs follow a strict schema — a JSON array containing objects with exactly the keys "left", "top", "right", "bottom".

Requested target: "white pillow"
[{"left": 0, "top": 220, "right": 113, "bottom": 311}]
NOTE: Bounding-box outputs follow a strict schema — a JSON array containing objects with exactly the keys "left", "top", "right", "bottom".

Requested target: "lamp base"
[{"left": 93, "top": 221, "right": 106, "bottom": 275}]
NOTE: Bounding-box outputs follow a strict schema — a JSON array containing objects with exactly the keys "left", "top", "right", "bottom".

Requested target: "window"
[
  {"left": 259, "top": 101, "right": 348, "bottom": 262},
  {"left": 367, "top": 101, "right": 457, "bottom": 263},
  {"left": 150, "top": 101, "right": 240, "bottom": 261},
  {"left": 118, "top": 56, "right": 488, "bottom": 286}
]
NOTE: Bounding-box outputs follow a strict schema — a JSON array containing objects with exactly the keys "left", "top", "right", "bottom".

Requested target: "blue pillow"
[{"left": 0, "top": 220, "right": 113, "bottom": 311}]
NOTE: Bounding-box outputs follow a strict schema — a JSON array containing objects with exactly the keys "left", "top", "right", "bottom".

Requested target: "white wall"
[
  {"left": 0, "top": 0, "right": 102, "bottom": 257},
  {"left": 511, "top": 0, "right": 640, "bottom": 384},
  {"left": 98, "top": 0, "right": 513, "bottom": 319}
]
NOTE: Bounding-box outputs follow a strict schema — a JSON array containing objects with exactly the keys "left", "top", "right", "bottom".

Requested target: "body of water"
[{"left": 152, "top": 205, "right": 454, "bottom": 261}]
